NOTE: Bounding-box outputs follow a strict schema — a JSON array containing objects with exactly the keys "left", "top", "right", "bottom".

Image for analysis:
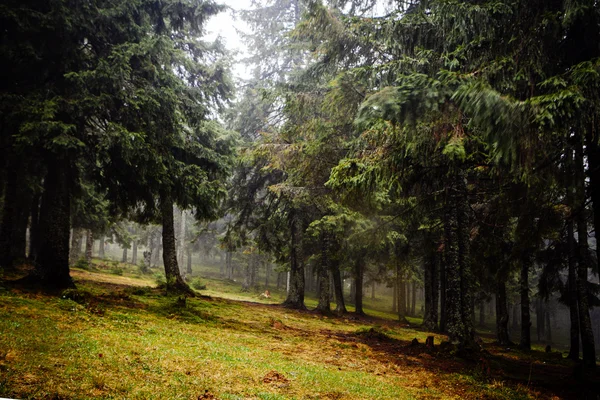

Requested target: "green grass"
[{"left": 0, "top": 263, "right": 584, "bottom": 400}]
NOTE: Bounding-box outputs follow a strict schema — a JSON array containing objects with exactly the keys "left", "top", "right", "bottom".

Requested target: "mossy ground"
[{"left": 0, "top": 263, "right": 597, "bottom": 399}]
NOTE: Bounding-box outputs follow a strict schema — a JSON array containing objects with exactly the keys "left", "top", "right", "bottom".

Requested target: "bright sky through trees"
[{"left": 206, "top": 0, "right": 253, "bottom": 80}]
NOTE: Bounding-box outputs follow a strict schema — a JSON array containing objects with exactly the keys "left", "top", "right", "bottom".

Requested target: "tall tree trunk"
[
  {"left": 392, "top": 279, "right": 398, "bottom": 313},
  {"left": 536, "top": 299, "right": 544, "bottom": 342},
  {"left": 585, "top": 127, "right": 600, "bottom": 278},
  {"left": 423, "top": 248, "right": 439, "bottom": 331},
  {"left": 439, "top": 252, "right": 447, "bottom": 332},
  {"left": 226, "top": 251, "right": 232, "bottom": 279},
  {"left": 161, "top": 193, "right": 193, "bottom": 295},
  {"left": 0, "top": 158, "right": 32, "bottom": 269},
  {"left": 456, "top": 169, "right": 474, "bottom": 346},
  {"left": 264, "top": 262, "right": 270, "bottom": 288},
  {"left": 575, "top": 139, "right": 597, "bottom": 367},
  {"left": 316, "top": 232, "right": 331, "bottom": 313},
  {"left": 411, "top": 281, "right": 417, "bottom": 316},
  {"left": 70, "top": 228, "right": 84, "bottom": 264},
  {"left": 283, "top": 208, "right": 305, "bottom": 309},
  {"left": 29, "top": 192, "right": 42, "bottom": 262},
  {"left": 186, "top": 247, "right": 192, "bottom": 275},
  {"left": 396, "top": 261, "right": 407, "bottom": 322},
  {"left": 519, "top": 255, "right": 532, "bottom": 350},
  {"left": 98, "top": 235, "right": 105, "bottom": 259},
  {"left": 545, "top": 307, "right": 552, "bottom": 343},
  {"left": 242, "top": 257, "right": 251, "bottom": 292},
  {"left": 331, "top": 260, "right": 346, "bottom": 314},
  {"left": 567, "top": 149, "right": 581, "bottom": 360},
  {"left": 444, "top": 179, "right": 464, "bottom": 344},
  {"left": 153, "top": 236, "right": 161, "bottom": 267},
  {"left": 495, "top": 279, "right": 511, "bottom": 345},
  {"left": 354, "top": 255, "right": 365, "bottom": 315},
  {"left": 122, "top": 247, "right": 128, "bottom": 263},
  {"left": 34, "top": 157, "right": 74, "bottom": 289},
  {"left": 131, "top": 240, "right": 138, "bottom": 265},
  {"left": 85, "top": 230, "right": 93, "bottom": 264}
]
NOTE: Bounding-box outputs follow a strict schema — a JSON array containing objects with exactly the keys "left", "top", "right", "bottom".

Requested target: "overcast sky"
[{"left": 206, "top": 0, "right": 253, "bottom": 80}]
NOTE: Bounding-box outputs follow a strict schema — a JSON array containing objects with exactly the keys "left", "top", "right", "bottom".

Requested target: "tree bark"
[
  {"left": 392, "top": 279, "right": 397, "bottom": 313},
  {"left": 439, "top": 252, "right": 447, "bottom": 332},
  {"left": 411, "top": 280, "right": 417, "bottom": 316},
  {"left": 29, "top": 192, "right": 42, "bottom": 262},
  {"left": 316, "top": 232, "right": 331, "bottom": 313},
  {"left": 396, "top": 261, "right": 407, "bottom": 322},
  {"left": 0, "top": 158, "right": 33, "bottom": 269},
  {"left": 444, "top": 179, "right": 464, "bottom": 344},
  {"left": 423, "top": 248, "right": 439, "bottom": 331},
  {"left": 585, "top": 127, "right": 600, "bottom": 278},
  {"left": 186, "top": 247, "right": 192, "bottom": 275},
  {"left": 283, "top": 208, "right": 305, "bottom": 309},
  {"left": 331, "top": 260, "right": 346, "bottom": 314},
  {"left": 98, "top": 235, "right": 105, "bottom": 259},
  {"left": 132, "top": 240, "right": 138, "bottom": 265},
  {"left": 85, "top": 230, "right": 93, "bottom": 264},
  {"left": 519, "top": 255, "right": 532, "bottom": 350},
  {"left": 34, "top": 156, "right": 74, "bottom": 289},
  {"left": 575, "top": 139, "right": 597, "bottom": 367},
  {"left": 456, "top": 169, "right": 474, "bottom": 345},
  {"left": 70, "top": 228, "right": 84, "bottom": 264},
  {"left": 566, "top": 148, "right": 581, "bottom": 360},
  {"left": 122, "top": 247, "right": 128, "bottom": 263},
  {"left": 161, "top": 193, "right": 193, "bottom": 295},
  {"left": 354, "top": 255, "right": 365, "bottom": 315},
  {"left": 495, "top": 278, "right": 511, "bottom": 345},
  {"left": 226, "top": 251, "right": 233, "bottom": 280}
]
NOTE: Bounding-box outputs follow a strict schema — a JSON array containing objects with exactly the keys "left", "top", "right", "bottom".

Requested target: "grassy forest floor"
[{"left": 1, "top": 261, "right": 599, "bottom": 400}]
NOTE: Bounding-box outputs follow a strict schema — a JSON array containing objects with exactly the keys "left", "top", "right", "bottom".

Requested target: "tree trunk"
[
  {"left": 411, "top": 281, "right": 417, "bottom": 316},
  {"left": 186, "top": 247, "right": 192, "bottom": 275},
  {"left": 439, "top": 253, "right": 447, "bottom": 332},
  {"left": 354, "top": 255, "right": 365, "bottom": 315},
  {"left": 132, "top": 240, "right": 138, "bottom": 265},
  {"left": 29, "top": 192, "right": 42, "bottom": 262},
  {"left": 479, "top": 299, "right": 486, "bottom": 327},
  {"left": 283, "top": 208, "right": 305, "bottom": 309},
  {"left": 69, "top": 228, "right": 83, "bottom": 264},
  {"left": 331, "top": 260, "right": 346, "bottom": 314},
  {"left": 423, "top": 248, "right": 438, "bottom": 331},
  {"left": 545, "top": 307, "right": 552, "bottom": 343},
  {"left": 519, "top": 256, "right": 532, "bottom": 350},
  {"left": 242, "top": 257, "right": 251, "bottom": 292},
  {"left": 456, "top": 169, "right": 474, "bottom": 345},
  {"left": 0, "top": 159, "right": 33, "bottom": 269},
  {"left": 226, "top": 251, "right": 233, "bottom": 279},
  {"left": 316, "top": 232, "right": 331, "bottom": 313},
  {"left": 153, "top": 236, "right": 161, "bottom": 267},
  {"left": 85, "top": 230, "right": 93, "bottom": 264},
  {"left": 495, "top": 279, "right": 511, "bottom": 345},
  {"left": 122, "top": 247, "right": 128, "bottom": 263},
  {"left": 575, "top": 139, "right": 597, "bottom": 367},
  {"left": 161, "top": 193, "right": 193, "bottom": 295},
  {"left": 396, "top": 261, "right": 407, "bottom": 322},
  {"left": 34, "top": 157, "right": 74, "bottom": 289},
  {"left": 567, "top": 149, "right": 581, "bottom": 360},
  {"left": 444, "top": 179, "right": 464, "bottom": 344},
  {"left": 98, "top": 235, "right": 105, "bottom": 259},
  {"left": 585, "top": 127, "right": 600, "bottom": 278},
  {"left": 392, "top": 279, "right": 397, "bottom": 313}
]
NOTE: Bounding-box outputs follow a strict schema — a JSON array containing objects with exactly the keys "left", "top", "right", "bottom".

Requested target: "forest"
[{"left": 1, "top": 0, "right": 600, "bottom": 399}]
